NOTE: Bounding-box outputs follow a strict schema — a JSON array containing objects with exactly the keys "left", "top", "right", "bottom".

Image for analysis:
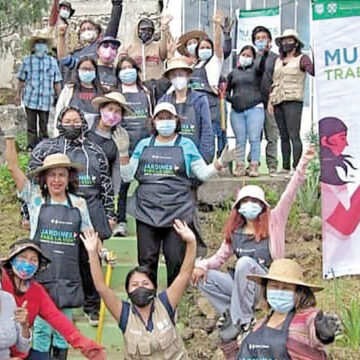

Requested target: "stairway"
[{"left": 69, "top": 216, "right": 168, "bottom": 359}]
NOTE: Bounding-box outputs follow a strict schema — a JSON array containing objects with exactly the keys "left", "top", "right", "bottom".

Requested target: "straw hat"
[
  {"left": 177, "top": 30, "right": 208, "bottom": 56},
  {"left": 163, "top": 56, "right": 193, "bottom": 78},
  {"left": 153, "top": 102, "right": 178, "bottom": 118},
  {"left": 91, "top": 91, "right": 133, "bottom": 115},
  {"left": 233, "top": 185, "right": 270, "bottom": 208},
  {"left": 1, "top": 239, "right": 51, "bottom": 274},
  {"left": 29, "top": 29, "right": 53, "bottom": 48},
  {"left": 275, "top": 29, "right": 304, "bottom": 48},
  {"left": 247, "top": 259, "right": 323, "bottom": 292},
  {"left": 28, "top": 153, "right": 83, "bottom": 177}
]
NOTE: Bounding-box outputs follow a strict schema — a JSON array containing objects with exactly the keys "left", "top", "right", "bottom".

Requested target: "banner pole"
[
  {"left": 182, "top": 0, "right": 185, "bottom": 34},
  {"left": 214, "top": 0, "right": 218, "bottom": 14},
  {"left": 294, "top": 0, "right": 298, "bottom": 31},
  {"left": 198, "top": 0, "right": 201, "bottom": 29}
]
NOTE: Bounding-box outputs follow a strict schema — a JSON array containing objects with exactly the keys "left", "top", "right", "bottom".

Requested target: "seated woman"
[
  {"left": 191, "top": 147, "right": 315, "bottom": 347},
  {"left": 115, "top": 102, "right": 239, "bottom": 286},
  {"left": 1, "top": 241, "right": 105, "bottom": 360},
  {"left": 0, "top": 266, "right": 30, "bottom": 360},
  {"left": 237, "top": 258, "right": 342, "bottom": 360},
  {"left": 80, "top": 220, "right": 195, "bottom": 359}
]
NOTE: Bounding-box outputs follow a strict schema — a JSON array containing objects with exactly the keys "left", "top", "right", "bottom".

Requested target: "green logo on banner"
[{"left": 313, "top": 0, "right": 360, "bottom": 20}]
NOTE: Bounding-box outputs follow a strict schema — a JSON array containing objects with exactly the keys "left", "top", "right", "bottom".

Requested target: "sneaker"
[
  {"left": 217, "top": 310, "right": 241, "bottom": 342},
  {"left": 113, "top": 222, "right": 127, "bottom": 237},
  {"left": 268, "top": 167, "right": 278, "bottom": 177},
  {"left": 84, "top": 310, "right": 99, "bottom": 327}
]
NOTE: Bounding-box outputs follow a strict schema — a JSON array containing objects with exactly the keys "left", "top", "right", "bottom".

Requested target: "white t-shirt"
[{"left": 196, "top": 53, "right": 224, "bottom": 89}]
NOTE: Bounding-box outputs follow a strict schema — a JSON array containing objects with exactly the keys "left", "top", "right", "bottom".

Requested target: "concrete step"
[{"left": 105, "top": 236, "right": 138, "bottom": 262}]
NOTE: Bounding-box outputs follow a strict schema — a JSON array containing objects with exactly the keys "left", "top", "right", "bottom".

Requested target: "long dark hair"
[
  {"left": 116, "top": 56, "right": 147, "bottom": 92},
  {"left": 279, "top": 37, "right": 303, "bottom": 59},
  {"left": 195, "top": 37, "right": 214, "bottom": 66},
  {"left": 319, "top": 117, "right": 356, "bottom": 185},
  {"left": 72, "top": 56, "right": 104, "bottom": 94}
]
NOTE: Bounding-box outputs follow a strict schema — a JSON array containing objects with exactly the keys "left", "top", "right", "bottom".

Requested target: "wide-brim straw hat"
[
  {"left": 91, "top": 92, "right": 133, "bottom": 115},
  {"left": 275, "top": 29, "right": 304, "bottom": 48},
  {"left": 153, "top": 102, "right": 178, "bottom": 118},
  {"left": 29, "top": 29, "right": 53, "bottom": 48},
  {"left": 232, "top": 185, "right": 270, "bottom": 208},
  {"left": 177, "top": 30, "right": 208, "bottom": 56},
  {"left": 28, "top": 153, "right": 83, "bottom": 177},
  {"left": 163, "top": 56, "right": 193, "bottom": 78},
  {"left": 1, "top": 240, "right": 51, "bottom": 274},
  {"left": 247, "top": 258, "right": 323, "bottom": 292}
]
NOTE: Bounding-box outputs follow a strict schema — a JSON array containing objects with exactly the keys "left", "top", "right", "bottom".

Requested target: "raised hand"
[
  {"left": 173, "top": 219, "right": 196, "bottom": 244},
  {"left": 14, "top": 301, "right": 29, "bottom": 326},
  {"left": 218, "top": 144, "right": 241, "bottom": 168},
  {"left": 112, "top": 126, "right": 130, "bottom": 157},
  {"left": 303, "top": 144, "right": 317, "bottom": 161},
  {"left": 58, "top": 23, "right": 68, "bottom": 37},
  {"left": 80, "top": 229, "right": 101, "bottom": 255},
  {"left": 161, "top": 14, "right": 174, "bottom": 28},
  {"left": 221, "top": 16, "right": 234, "bottom": 34}
]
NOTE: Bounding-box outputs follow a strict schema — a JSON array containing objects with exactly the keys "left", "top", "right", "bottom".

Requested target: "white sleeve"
[
  {"left": 205, "top": 54, "right": 224, "bottom": 88},
  {"left": 191, "top": 159, "right": 218, "bottom": 182}
]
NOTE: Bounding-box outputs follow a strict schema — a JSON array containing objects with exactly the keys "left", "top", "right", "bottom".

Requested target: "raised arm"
[
  {"left": 57, "top": 23, "right": 69, "bottom": 59},
  {"left": 213, "top": 10, "right": 223, "bottom": 59},
  {"left": 159, "top": 14, "right": 174, "bottom": 60},
  {"left": 166, "top": 220, "right": 196, "bottom": 309},
  {"left": 80, "top": 230, "right": 122, "bottom": 322},
  {"left": 105, "top": 0, "right": 123, "bottom": 38}
]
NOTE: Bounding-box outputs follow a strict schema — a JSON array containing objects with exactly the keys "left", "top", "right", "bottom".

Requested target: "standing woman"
[
  {"left": 268, "top": 29, "right": 314, "bottom": 176},
  {"left": 226, "top": 45, "right": 265, "bottom": 177},
  {"left": 116, "top": 102, "right": 239, "bottom": 286},
  {"left": 113, "top": 56, "right": 152, "bottom": 237},
  {"left": 191, "top": 148, "right": 315, "bottom": 347},
  {"left": 55, "top": 56, "right": 103, "bottom": 134}
]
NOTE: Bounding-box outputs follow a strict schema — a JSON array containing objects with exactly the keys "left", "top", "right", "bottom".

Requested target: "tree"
[{"left": 0, "top": 0, "right": 50, "bottom": 43}]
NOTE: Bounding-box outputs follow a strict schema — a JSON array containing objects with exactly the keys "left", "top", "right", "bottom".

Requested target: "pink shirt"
[{"left": 196, "top": 154, "right": 310, "bottom": 271}]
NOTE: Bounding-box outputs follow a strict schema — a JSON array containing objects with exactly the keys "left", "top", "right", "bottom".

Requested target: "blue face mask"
[
  {"left": 119, "top": 68, "right": 137, "bottom": 85},
  {"left": 198, "top": 48, "right": 213, "bottom": 61},
  {"left": 35, "top": 43, "right": 48, "bottom": 56},
  {"left": 238, "top": 201, "right": 263, "bottom": 220},
  {"left": 78, "top": 70, "right": 96, "bottom": 84},
  {"left": 255, "top": 39, "right": 268, "bottom": 51},
  {"left": 155, "top": 119, "right": 177, "bottom": 137},
  {"left": 11, "top": 258, "right": 38, "bottom": 280},
  {"left": 267, "top": 289, "right": 295, "bottom": 313}
]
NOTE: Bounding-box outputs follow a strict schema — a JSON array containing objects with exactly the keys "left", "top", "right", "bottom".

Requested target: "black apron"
[
  {"left": 237, "top": 310, "right": 295, "bottom": 360},
  {"left": 34, "top": 196, "right": 84, "bottom": 309},
  {"left": 98, "top": 65, "right": 118, "bottom": 91},
  {"left": 190, "top": 66, "right": 220, "bottom": 123},
  {"left": 61, "top": 138, "right": 112, "bottom": 240},
  {"left": 69, "top": 87, "right": 99, "bottom": 129},
  {"left": 128, "top": 135, "right": 194, "bottom": 227},
  {"left": 231, "top": 230, "right": 272, "bottom": 268},
  {"left": 121, "top": 90, "right": 151, "bottom": 155}
]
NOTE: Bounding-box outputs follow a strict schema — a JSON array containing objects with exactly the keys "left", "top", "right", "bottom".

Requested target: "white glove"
[
  {"left": 112, "top": 126, "right": 130, "bottom": 157},
  {"left": 99, "top": 247, "right": 117, "bottom": 266},
  {"left": 1, "top": 109, "right": 17, "bottom": 139},
  {"left": 218, "top": 144, "right": 241, "bottom": 167}
]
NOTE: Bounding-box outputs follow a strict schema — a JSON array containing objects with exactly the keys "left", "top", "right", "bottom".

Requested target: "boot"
[
  {"left": 220, "top": 339, "right": 239, "bottom": 360},
  {"left": 232, "top": 162, "right": 246, "bottom": 177},
  {"left": 248, "top": 162, "right": 259, "bottom": 177}
]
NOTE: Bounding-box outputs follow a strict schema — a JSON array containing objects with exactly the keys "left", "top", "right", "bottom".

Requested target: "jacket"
[{"left": 259, "top": 51, "right": 278, "bottom": 106}]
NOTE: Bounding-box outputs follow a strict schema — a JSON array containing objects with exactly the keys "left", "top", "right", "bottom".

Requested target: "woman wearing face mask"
[
  {"left": 87, "top": 92, "right": 133, "bottom": 205},
  {"left": 55, "top": 57, "right": 104, "bottom": 135},
  {"left": 113, "top": 56, "right": 152, "bottom": 237},
  {"left": 176, "top": 30, "right": 208, "bottom": 65},
  {"left": 80, "top": 221, "right": 196, "bottom": 359},
  {"left": 191, "top": 147, "right": 315, "bottom": 356},
  {"left": 115, "top": 102, "right": 239, "bottom": 286},
  {"left": 0, "top": 258, "right": 30, "bottom": 360},
  {"left": 268, "top": 29, "right": 314, "bottom": 177},
  {"left": 1, "top": 240, "right": 106, "bottom": 360},
  {"left": 226, "top": 45, "right": 265, "bottom": 177},
  {"left": 237, "top": 259, "right": 342, "bottom": 360}
]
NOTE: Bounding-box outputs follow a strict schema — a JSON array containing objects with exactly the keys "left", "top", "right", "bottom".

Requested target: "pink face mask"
[
  {"left": 98, "top": 46, "right": 117, "bottom": 63},
  {"left": 101, "top": 110, "right": 122, "bottom": 127}
]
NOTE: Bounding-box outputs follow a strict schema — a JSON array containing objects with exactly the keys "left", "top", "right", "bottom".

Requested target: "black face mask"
[
  {"left": 59, "top": 125, "right": 82, "bottom": 140},
  {"left": 281, "top": 43, "right": 296, "bottom": 53},
  {"left": 129, "top": 287, "right": 156, "bottom": 307},
  {"left": 139, "top": 30, "right": 153, "bottom": 44}
]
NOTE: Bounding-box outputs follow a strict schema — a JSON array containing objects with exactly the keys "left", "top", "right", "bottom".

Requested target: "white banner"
[
  {"left": 313, "top": 0, "right": 360, "bottom": 278},
  {"left": 236, "top": 7, "right": 280, "bottom": 53}
]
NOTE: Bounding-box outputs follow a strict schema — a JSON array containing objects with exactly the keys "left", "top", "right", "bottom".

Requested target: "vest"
[
  {"left": 271, "top": 54, "right": 305, "bottom": 105},
  {"left": 124, "top": 298, "right": 188, "bottom": 360}
]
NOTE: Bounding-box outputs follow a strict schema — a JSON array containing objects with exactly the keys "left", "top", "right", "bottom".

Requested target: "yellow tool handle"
[
  {"left": 96, "top": 251, "right": 115, "bottom": 344},
  {"left": 220, "top": 99, "right": 226, "bottom": 131}
]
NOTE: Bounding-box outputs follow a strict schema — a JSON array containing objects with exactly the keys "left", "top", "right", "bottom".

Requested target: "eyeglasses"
[{"left": 101, "top": 42, "right": 119, "bottom": 50}]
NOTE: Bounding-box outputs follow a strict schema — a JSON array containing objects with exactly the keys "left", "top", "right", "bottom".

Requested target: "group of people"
[{"left": 1, "top": 0, "right": 342, "bottom": 359}]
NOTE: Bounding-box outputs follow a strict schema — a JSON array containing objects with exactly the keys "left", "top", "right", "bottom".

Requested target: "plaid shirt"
[{"left": 17, "top": 55, "right": 62, "bottom": 111}]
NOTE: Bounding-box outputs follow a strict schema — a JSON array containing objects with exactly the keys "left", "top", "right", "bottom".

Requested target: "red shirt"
[{"left": 1, "top": 268, "right": 82, "bottom": 358}]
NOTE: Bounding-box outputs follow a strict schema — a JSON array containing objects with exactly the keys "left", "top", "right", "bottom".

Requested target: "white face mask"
[
  {"left": 171, "top": 76, "right": 188, "bottom": 91},
  {"left": 80, "top": 30, "right": 97, "bottom": 42},
  {"left": 239, "top": 55, "right": 253, "bottom": 67},
  {"left": 59, "top": 9, "right": 70, "bottom": 20}
]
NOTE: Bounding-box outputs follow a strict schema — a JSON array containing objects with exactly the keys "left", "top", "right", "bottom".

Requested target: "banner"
[
  {"left": 236, "top": 7, "right": 280, "bottom": 53},
  {"left": 313, "top": 0, "right": 360, "bottom": 278}
]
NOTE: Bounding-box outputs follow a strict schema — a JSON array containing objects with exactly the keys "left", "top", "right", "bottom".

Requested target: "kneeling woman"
[
  {"left": 81, "top": 221, "right": 196, "bottom": 359},
  {"left": 237, "top": 259, "right": 342, "bottom": 359},
  {"left": 116, "top": 102, "right": 239, "bottom": 286},
  {"left": 192, "top": 147, "right": 315, "bottom": 344}
]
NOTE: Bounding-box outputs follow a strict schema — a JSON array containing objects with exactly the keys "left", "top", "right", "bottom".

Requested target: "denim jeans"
[{"left": 230, "top": 106, "right": 265, "bottom": 163}]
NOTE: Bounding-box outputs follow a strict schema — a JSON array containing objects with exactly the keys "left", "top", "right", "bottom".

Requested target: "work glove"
[
  {"left": 69, "top": 334, "right": 106, "bottom": 360},
  {"left": 218, "top": 144, "right": 241, "bottom": 168},
  {"left": 1, "top": 109, "right": 17, "bottom": 139},
  {"left": 99, "top": 247, "right": 117, "bottom": 266},
  {"left": 111, "top": 0, "right": 123, "bottom": 5},
  {"left": 221, "top": 16, "right": 235, "bottom": 35},
  {"left": 112, "top": 126, "right": 130, "bottom": 157},
  {"left": 315, "top": 311, "right": 343, "bottom": 344}
]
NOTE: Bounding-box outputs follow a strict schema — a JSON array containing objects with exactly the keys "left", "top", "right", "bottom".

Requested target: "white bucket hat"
[{"left": 232, "top": 185, "right": 270, "bottom": 208}]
